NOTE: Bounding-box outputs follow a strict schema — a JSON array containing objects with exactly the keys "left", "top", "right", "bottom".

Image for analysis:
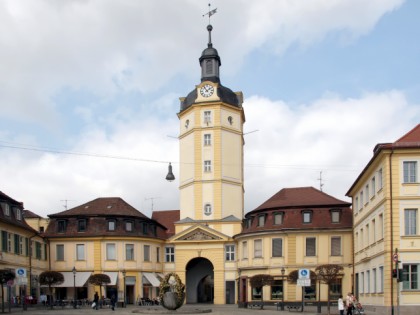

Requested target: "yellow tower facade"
[{"left": 167, "top": 23, "right": 244, "bottom": 304}]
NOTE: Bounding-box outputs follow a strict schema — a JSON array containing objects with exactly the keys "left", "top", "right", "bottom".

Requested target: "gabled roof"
[
  {"left": 49, "top": 197, "right": 149, "bottom": 219},
  {"left": 347, "top": 124, "right": 420, "bottom": 195},
  {"left": 0, "top": 191, "right": 38, "bottom": 233},
  {"left": 23, "top": 209, "right": 43, "bottom": 219},
  {"left": 151, "top": 210, "right": 180, "bottom": 237},
  {"left": 251, "top": 187, "right": 349, "bottom": 214}
]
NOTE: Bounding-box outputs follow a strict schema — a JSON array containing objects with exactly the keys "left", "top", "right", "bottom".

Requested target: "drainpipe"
[
  {"left": 26, "top": 233, "right": 37, "bottom": 311},
  {"left": 389, "top": 149, "right": 394, "bottom": 315}
]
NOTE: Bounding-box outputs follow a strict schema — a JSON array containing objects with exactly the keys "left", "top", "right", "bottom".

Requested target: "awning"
[
  {"left": 142, "top": 272, "right": 161, "bottom": 287},
  {"left": 103, "top": 272, "right": 118, "bottom": 286},
  {"left": 53, "top": 272, "right": 92, "bottom": 288}
]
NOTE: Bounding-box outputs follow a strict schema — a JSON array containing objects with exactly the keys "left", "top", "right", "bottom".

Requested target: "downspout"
[{"left": 389, "top": 149, "right": 394, "bottom": 315}]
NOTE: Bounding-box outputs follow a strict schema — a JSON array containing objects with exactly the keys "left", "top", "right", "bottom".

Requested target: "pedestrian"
[
  {"left": 93, "top": 292, "right": 99, "bottom": 310},
  {"left": 338, "top": 295, "right": 344, "bottom": 315},
  {"left": 346, "top": 292, "right": 354, "bottom": 315},
  {"left": 111, "top": 294, "right": 116, "bottom": 311}
]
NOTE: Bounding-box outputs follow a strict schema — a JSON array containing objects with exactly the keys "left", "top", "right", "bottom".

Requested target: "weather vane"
[{"left": 203, "top": 3, "right": 217, "bottom": 24}]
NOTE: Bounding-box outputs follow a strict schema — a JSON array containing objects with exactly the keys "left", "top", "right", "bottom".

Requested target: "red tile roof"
[
  {"left": 23, "top": 209, "right": 43, "bottom": 219},
  {"left": 49, "top": 197, "right": 149, "bottom": 219},
  {"left": 152, "top": 210, "right": 180, "bottom": 237},
  {"left": 348, "top": 124, "right": 420, "bottom": 195},
  {"left": 252, "top": 187, "right": 350, "bottom": 213},
  {"left": 0, "top": 191, "right": 38, "bottom": 232}
]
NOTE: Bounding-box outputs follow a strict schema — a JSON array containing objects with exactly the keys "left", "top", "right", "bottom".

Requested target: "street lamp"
[
  {"left": 280, "top": 267, "right": 286, "bottom": 311},
  {"left": 72, "top": 267, "right": 77, "bottom": 309},
  {"left": 166, "top": 162, "right": 175, "bottom": 182},
  {"left": 122, "top": 270, "right": 126, "bottom": 308}
]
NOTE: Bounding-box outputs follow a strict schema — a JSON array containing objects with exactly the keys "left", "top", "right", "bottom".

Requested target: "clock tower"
[
  {"left": 168, "top": 21, "right": 245, "bottom": 304},
  {"left": 178, "top": 23, "right": 245, "bottom": 225}
]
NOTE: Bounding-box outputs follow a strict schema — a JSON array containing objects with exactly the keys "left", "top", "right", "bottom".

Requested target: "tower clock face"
[{"left": 200, "top": 84, "right": 214, "bottom": 97}]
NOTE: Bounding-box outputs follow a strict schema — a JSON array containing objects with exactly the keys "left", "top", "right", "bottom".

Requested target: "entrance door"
[
  {"left": 186, "top": 257, "right": 214, "bottom": 304},
  {"left": 225, "top": 281, "right": 235, "bottom": 304}
]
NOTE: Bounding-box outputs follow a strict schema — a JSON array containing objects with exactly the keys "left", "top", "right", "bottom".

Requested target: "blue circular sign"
[{"left": 17, "top": 268, "right": 25, "bottom": 276}]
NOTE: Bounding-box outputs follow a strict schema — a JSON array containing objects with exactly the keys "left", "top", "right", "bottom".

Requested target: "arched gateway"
[{"left": 186, "top": 257, "right": 214, "bottom": 304}]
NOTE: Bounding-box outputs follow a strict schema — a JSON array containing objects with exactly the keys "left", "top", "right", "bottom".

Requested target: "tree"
[
  {"left": 0, "top": 270, "right": 15, "bottom": 313},
  {"left": 88, "top": 274, "right": 111, "bottom": 303},
  {"left": 39, "top": 271, "right": 64, "bottom": 309},
  {"left": 249, "top": 274, "right": 274, "bottom": 309},
  {"left": 315, "top": 264, "right": 344, "bottom": 315}
]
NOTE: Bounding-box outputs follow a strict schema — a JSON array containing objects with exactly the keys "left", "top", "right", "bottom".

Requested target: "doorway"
[{"left": 186, "top": 257, "right": 214, "bottom": 304}]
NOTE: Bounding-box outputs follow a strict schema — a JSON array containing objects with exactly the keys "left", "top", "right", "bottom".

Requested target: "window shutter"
[
  {"left": 272, "top": 238, "right": 282, "bottom": 257},
  {"left": 25, "top": 237, "right": 29, "bottom": 256},
  {"left": 1, "top": 231, "right": 7, "bottom": 252},
  {"left": 14, "top": 234, "right": 19, "bottom": 254}
]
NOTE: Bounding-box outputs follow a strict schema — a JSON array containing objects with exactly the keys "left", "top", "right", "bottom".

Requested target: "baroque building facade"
[{"left": 347, "top": 124, "right": 420, "bottom": 315}]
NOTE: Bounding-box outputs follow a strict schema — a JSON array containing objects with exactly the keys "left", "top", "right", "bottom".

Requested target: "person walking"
[
  {"left": 110, "top": 294, "right": 116, "bottom": 311},
  {"left": 338, "top": 295, "right": 344, "bottom": 315},
  {"left": 346, "top": 292, "right": 354, "bottom": 315},
  {"left": 93, "top": 292, "right": 99, "bottom": 310}
]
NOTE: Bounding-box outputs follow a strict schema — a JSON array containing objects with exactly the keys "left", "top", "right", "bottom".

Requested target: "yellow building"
[
  {"left": 347, "top": 124, "right": 420, "bottom": 315},
  {"left": 0, "top": 191, "right": 48, "bottom": 304},
  {"left": 235, "top": 187, "right": 353, "bottom": 307}
]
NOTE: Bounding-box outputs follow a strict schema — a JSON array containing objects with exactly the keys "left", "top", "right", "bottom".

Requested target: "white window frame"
[
  {"left": 204, "top": 203, "right": 212, "bottom": 216},
  {"left": 272, "top": 238, "right": 283, "bottom": 257},
  {"left": 306, "top": 237, "right": 316, "bottom": 256},
  {"left": 225, "top": 245, "right": 235, "bottom": 261},
  {"left": 1, "top": 202, "right": 10, "bottom": 216},
  {"left": 331, "top": 236, "right": 341, "bottom": 256},
  {"left": 204, "top": 134, "right": 211, "bottom": 146},
  {"left": 204, "top": 160, "right": 211, "bottom": 172},
  {"left": 106, "top": 243, "right": 116, "bottom": 260},
  {"left": 204, "top": 111, "right": 212, "bottom": 124},
  {"left": 405, "top": 209, "right": 417, "bottom": 236},
  {"left": 126, "top": 244, "right": 134, "bottom": 260},
  {"left": 403, "top": 161, "right": 417, "bottom": 183},
  {"left": 76, "top": 244, "right": 85, "bottom": 260},
  {"left": 165, "top": 246, "right": 175, "bottom": 262},
  {"left": 254, "top": 239, "right": 262, "bottom": 258},
  {"left": 144, "top": 245, "right": 150, "bottom": 262},
  {"left": 274, "top": 212, "right": 283, "bottom": 225}
]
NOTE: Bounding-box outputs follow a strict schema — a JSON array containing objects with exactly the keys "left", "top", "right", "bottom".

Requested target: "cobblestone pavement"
[{"left": 3, "top": 304, "right": 332, "bottom": 315}]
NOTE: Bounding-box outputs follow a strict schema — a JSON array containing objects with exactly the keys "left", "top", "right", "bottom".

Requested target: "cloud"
[
  {"left": 2, "top": 89, "right": 419, "bottom": 217},
  {"left": 0, "top": 0, "right": 404, "bottom": 125}
]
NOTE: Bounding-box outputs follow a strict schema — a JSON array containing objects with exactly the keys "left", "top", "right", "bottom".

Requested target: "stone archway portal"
[{"left": 186, "top": 257, "right": 214, "bottom": 304}]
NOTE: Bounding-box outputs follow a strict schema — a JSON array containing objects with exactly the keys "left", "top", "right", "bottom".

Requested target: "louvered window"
[
  {"left": 14, "top": 234, "right": 19, "bottom": 254},
  {"left": 306, "top": 237, "right": 316, "bottom": 256},
  {"left": 254, "top": 239, "right": 262, "bottom": 258},
  {"left": 272, "top": 238, "right": 282, "bottom": 257},
  {"left": 331, "top": 237, "right": 341, "bottom": 256}
]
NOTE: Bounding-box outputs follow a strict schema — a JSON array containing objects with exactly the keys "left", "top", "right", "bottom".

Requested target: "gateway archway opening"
[{"left": 186, "top": 257, "right": 214, "bottom": 304}]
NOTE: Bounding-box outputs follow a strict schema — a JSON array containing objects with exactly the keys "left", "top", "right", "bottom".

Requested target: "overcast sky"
[{"left": 1, "top": 0, "right": 420, "bottom": 218}]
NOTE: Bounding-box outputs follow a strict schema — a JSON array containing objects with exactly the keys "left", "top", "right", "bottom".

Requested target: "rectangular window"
[
  {"left": 76, "top": 244, "right": 85, "bottom": 260},
  {"left": 360, "top": 272, "right": 364, "bottom": 293},
  {"left": 15, "top": 208, "right": 22, "bottom": 221},
  {"left": 204, "top": 134, "right": 211, "bottom": 146},
  {"left": 366, "top": 224, "right": 370, "bottom": 246},
  {"left": 331, "top": 237, "right": 341, "bottom": 256},
  {"left": 303, "top": 211, "right": 312, "bottom": 223},
  {"left": 165, "top": 246, "right": 175, "bottom": 262},
  {"left": 35, "top": 242, "right": 42, "bottom": 259},
  {"left": 156, "top": 247, "right": 160, "bottom": 262},
  {"left": 1, "top": 231, "right": 7, "bottom": 252},
  {"left": 372, "top": 219, "right": 376, "bottom": 243},
  {"left": 405, "top": 209, "right": 417, "bottom": 235},
  {"left": 19, "top": 236, "right": 24, "bottom": 255},
  {"left": 0, "top": 202, "right": 10, "bottom": 216},
  {"left": 355, "top": 197, "right": 359, "bottom": 213},
  {"left": 204, "top": 111, "right": 211, "bottom": 124},
  {"left": 7, "top": 234, "right": 12, "bottom": 252},
  {"left": 404, "top": 161, "right": 417, "bottom": 183},
  {"left": 403, "top": 264, "right": 419, "bottom": 290},
  {"left": 366, "top": 270, "right": 370, "bottom": 293},
  {"left": 107, "top": 243, "right": 116, "bottom": 260},
  {"left": 125, "top": 221, "right": 133, "bottom": 232},
  {"left": 372, "top": 268, "right": 377, "bottom": 293},
  {"left": 371, "top": 177, "right": 376, "bottom": 196},
  {"left": 14, "top": 234, "right": 19, "bottom": 254},
  {"left": 365, "top": 184, "right": 369, "bottom": 202},
  {"left": 331, "top": 210, "right": 340, "bottom": 223},
  {"left": 78, "top": 219, "right": 86, "bottom": 232},
  {"left": 252, "top": 287, "right": 262, "bottom": 300},
  {"left": 225, "top": 245, "right": 235, "bottom": 261},
  {"left": 204, "top": 160, "right": 211, "bottom": 172},
  {"left": 125, "top": 244, "right": 134, "bottom": 260},
  {"left": 378, "top": 213, "right": 384, "bottom": 239},
  {"left": 378, "top": 168, "right": 383, "bottom": 190},
  {"left": 57, "top": 220, "right": 66, "bottom": 233},
  {"left": 142, "top": 223, "right": 148, "bottom": 235},
  {"left": 330, "top": 279, "right": 342, "bottom": 301},
  {"left": 258, "top": 215, "right": 265, "bottom": 227},
  {"left": 242, "top": 241, "right": 248, "bottom": 259},
  {"left": 274, "top": 213, "right": 283, "bottom": 225},
  {"left": 144, "top": 245, "right": 150, "bottom": 261},
  {"left": 272, "top": 238, "right": 283, "bottom": 257},
  {"left": 360, "top": 191, "right": 364, "bottom": 208},
  {"left": 306, "top": 237, "right": 316, "bottom": 256},
  {"left": 108, "top": 220, "right": 116, "bottom": 231},
  {"left": 271, "top": 280, "right": 283, "bottom": 300},
  {"left": 254, "top": 239, "right": 262, "bottom": 258},
  {"left": 56, "top": 244, "right": 64, "bottom": 261},
  {"left": 379, "top": 266, "right": 384, "bottom": 292}
]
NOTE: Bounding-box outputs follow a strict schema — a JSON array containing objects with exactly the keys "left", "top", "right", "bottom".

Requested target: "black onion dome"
[{"left": 180, "top": 84, "right": 240, "bottom": 112}]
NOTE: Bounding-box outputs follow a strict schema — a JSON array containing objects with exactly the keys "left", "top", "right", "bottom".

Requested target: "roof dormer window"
[
  {"left": 14, "top": 207, "right": 22, "bottom": 221},
  {"left": 77, "top": 219, "right": 87, "bottom": 232},
  {"left": 1, "top": 202, "right": 10, "bottom": 216},
  {"left": 302, "top": 210, "right": 313, "bottom": 224},
  {"left": 57, "top": 220, "right": 67, "bottom": 233}
]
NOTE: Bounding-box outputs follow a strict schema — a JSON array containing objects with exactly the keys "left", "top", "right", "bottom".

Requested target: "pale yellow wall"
[
  {"left": 180, "top": 185, "right": 195, "bottom": 219},
  {"left": 179, "top": 132, "right": 194, "bottom": 186}
]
